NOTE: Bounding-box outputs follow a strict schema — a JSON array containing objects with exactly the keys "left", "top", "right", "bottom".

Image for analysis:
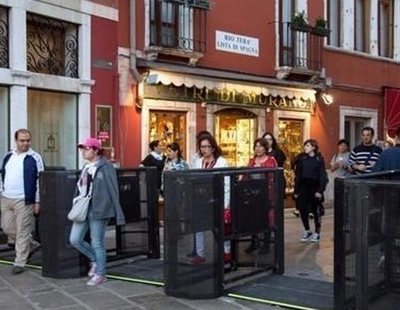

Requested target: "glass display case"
[
  {"left": 215, "top": 109, "right": 256, "bottom": 167},
  {"left": 277, "top": 119, "right": 304, "bottom": 194},
  {"left": 149, "top": 110, "right": 187, "bottom": 157}
]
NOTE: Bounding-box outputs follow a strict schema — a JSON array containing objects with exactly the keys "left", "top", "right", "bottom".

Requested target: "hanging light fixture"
[{"left": 321, "top": 93, "right": 334, "bottom": 105}]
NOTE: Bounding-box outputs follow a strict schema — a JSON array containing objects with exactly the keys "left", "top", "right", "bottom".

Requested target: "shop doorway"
[
  {"left": 215, "top": 108, "right": 257, "bottom": 167},
  {"left": 28, "top": 89, "right": 77, "bottom": 169},
  {"left": 148, "top": 110, "right": 187, "bottom": 158},
  {"left": 277, "top": 118, "right": 304, "bottom": 196}
]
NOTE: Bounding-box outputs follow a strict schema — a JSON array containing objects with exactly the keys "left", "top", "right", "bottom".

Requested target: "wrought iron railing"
[
  {"left": 27, "top": 13, "right": 78, "bottom": 78},
  {"left": 0, "top": 7, "right": 8, "bottom": 68},
  {"left": 279, "top": 22, "right": 325, "bottom": 72},
  {"left": 149, "top": 0, "right": 207, "bottom": 53}
]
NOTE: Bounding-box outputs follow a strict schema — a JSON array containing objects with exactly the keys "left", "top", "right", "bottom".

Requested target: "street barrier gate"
[
  {"left": 163, "top": 167, "right": 284, "bottom": 299},
  {"left": 39, "top": 167, "right": 159, "bottom": 278},
  {"left": 335, "top": 170, "right": 400, "bottom": 309}
]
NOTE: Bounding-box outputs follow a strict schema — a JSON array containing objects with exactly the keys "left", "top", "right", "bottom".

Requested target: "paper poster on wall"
[{"left": 96, "top": 105, "right": 112, "bottom": 148}]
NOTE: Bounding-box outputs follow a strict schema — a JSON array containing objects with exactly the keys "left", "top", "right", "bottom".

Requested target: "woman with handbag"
[{"left": 69, "top": 137, "right": 125, "bottom": 286}]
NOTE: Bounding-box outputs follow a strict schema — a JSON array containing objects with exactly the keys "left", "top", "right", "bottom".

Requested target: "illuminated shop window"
[
  {"left": 215, "top": 109, "right": 257, "bottom": 167},
  {"left": 149, "top": 110, "right": 187, "bottom": 158}
]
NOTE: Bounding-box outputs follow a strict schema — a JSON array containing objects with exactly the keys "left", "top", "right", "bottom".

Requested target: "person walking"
[
  {"left": 162, "top": 142, "right": 189, "bottom": 189},
  {"left": 190, "top": 135, "right": 229, "bottom": 264},
  {"left": 191, "top": 130, "right": 212, "bottom": 166},
  {"left": 348, "top": 126, "right": 382, "bottom": 174},
  {"left": 245, "top": 138, "right": 278, "bottom": 254},
  {"left": 262, "top": 132, "right": 287, "bottom": 167},
  {"left": 294, "top": 139, "right": 328, "bottom": 243},
  {"left": 0, "top": 129, "right": 44, "bottom": 275},
  {"left": 69, "top": 137, "right": 125, "bottom": 286},
  {"left": 262, "top": 132, "right": 289, "bottom": 214},
  {"left": 373, "top": 127, "right": 400, "bottom": 175},
  {"left": 330, "top": 139, "right": 351, "bottom": 178},
  {"left": 140, "top": 140, "right": 165, "bottom": 193}
]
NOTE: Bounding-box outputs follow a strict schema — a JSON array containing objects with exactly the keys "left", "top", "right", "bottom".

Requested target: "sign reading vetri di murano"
[{"left": 144, "top": 84, "right": 314, "bottom": 112}]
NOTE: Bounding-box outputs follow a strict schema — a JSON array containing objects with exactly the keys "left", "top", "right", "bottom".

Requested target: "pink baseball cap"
[{"left": 78, "top": 137, "right": 102, "bottom": 149}]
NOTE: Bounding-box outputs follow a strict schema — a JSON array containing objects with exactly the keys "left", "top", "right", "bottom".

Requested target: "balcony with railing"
[
  {"left": 278, "top": 22, "right": 327, "bottom": 81},
  {"left": 147, "top": 0, "right": 208, "bottom": 64}
]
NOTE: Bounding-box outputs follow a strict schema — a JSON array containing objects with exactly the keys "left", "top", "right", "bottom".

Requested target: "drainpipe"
[{"left": 130, "top": 0, "right": 142, "bottom": 82}]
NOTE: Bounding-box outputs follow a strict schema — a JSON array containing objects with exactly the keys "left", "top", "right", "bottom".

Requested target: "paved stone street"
[
  {"left": 0, "top": 206, "right": 333, "bottom": 309},
  {"left": 0, "top": 263, "right": 281, "bottom": 310}
]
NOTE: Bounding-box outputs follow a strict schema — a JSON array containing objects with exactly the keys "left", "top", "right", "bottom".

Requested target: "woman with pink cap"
[{"left": 69, "top": 137, "right": 125, "bottom": 286}]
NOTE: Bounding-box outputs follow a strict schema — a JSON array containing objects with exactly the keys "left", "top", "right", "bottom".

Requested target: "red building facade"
[{"left": 116, "top": 0, "right": 400, "bottom": 199}]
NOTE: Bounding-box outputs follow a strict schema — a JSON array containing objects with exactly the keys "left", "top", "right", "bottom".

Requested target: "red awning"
[{"left": 385, "top": 88, "right": 400, "bottom": 137}]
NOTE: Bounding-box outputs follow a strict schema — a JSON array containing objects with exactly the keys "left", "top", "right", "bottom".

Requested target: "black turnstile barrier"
[
  {"left": 164, "top": 167, "right": 284, "bottom": 299},
  {"left": 113, "top": 168, "right": 160, "bottom": 259},
  {"left": 39, "top": 167, "right": 159, "bottom": 278},
  {"left": 39, "top": 170, "right": 84, "bottom": 278},
  {"left": 334, "top": 170, "right": 400, "bottom": 310}
]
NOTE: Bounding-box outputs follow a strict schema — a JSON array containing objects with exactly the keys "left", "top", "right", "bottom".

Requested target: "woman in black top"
[
  {"left": 140, "top": 140, "right": 165, "bottom": 192},
  {"left": 294, "top": 139, "right": 328, "bottom": 243}
]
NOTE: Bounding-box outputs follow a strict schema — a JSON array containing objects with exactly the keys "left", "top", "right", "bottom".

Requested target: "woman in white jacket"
[{"left": 190, "top": 135, "right": 229, "bottom": 265}]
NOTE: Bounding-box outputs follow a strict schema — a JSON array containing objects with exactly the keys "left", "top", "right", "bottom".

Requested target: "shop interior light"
[{"left": 322, "top": 93, "right": 334, "bottom": 105}]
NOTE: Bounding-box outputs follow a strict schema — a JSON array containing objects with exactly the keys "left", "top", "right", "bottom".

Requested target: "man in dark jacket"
[
  {"left": 1, "top": 129, "right": 44, "bottom": 275},
  {"left": 372, "top": 127, "right": 400, "bottom": 178}
]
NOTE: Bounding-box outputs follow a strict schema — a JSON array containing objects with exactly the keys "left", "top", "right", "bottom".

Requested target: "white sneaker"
[
  {"left": 300, "top": 231, "right": 313, "bottom": 242},
  {"left": 86, "top": 274, "right": 107, "bottom": 286},
  {"left": 88, "top": 262, "right": 97, "bottom": 277},
  {"left": 310, "top": 233, "right": 320, "bottom": 243}
]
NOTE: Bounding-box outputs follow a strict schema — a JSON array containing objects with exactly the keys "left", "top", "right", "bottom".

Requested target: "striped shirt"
[{"left": 348, "top": 144, "right": 382, "bottom": 174}]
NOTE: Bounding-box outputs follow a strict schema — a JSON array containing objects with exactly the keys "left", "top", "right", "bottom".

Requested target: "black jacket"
[{"left": 294, "top": 153, "right": 328, "bottom": 194}]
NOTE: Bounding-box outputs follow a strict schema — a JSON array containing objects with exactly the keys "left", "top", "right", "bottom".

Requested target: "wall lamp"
[{"left": 321, "top": 92, "right": 334, "bottom": 105}]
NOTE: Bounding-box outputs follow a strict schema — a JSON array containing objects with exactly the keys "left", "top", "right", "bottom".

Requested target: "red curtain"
[{"left": 385, "top": 88, "right": 400, "bottom": 137}]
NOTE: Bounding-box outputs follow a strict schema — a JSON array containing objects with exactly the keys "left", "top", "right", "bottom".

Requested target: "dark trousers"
[{"left": 297, "top": 181, "right": 321, "bottom": 233}]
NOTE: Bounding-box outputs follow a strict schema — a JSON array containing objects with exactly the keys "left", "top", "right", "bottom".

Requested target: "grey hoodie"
[{"left": 76, "top": 157, "right": 125, "bottom": 225}]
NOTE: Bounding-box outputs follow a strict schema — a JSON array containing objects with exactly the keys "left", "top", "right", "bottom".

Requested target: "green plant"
[
  {"left": 291, "top": 11, "right": 309, "bottom": 32},
  {"left": 315, "top": 16, "right": 328, "bottom": 29},
  {"left": 312, "top": 16, "right": 330, "bottom": 36}
]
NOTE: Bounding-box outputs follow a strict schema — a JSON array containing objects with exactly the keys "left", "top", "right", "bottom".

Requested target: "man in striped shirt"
[{"left": 348, "top": 126, "right": 382, "bottom": 175}]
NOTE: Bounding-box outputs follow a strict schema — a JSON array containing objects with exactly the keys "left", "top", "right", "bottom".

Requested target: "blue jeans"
[{"left": 69, "top": 215, "right": 108, "bottom": 276}]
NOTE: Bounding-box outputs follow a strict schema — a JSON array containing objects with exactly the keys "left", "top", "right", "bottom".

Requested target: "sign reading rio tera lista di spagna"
[{"left": 144, "top": 84, "right": 315, "bottom": 112}]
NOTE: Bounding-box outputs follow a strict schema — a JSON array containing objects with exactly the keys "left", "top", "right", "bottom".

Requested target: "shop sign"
[
  {"left": 144, "top": 84, "right": 314, "bottom": 112},
  {"left": 216, "top": 30, "right": 259, "bottom": 57},
  {"left": 95, "top": 105, "right": 112, "bottom": 148}
]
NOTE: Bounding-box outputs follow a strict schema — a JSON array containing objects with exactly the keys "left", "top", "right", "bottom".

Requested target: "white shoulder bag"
[{"left": 68, "top": 185, "right": 92, "bottom": 222}]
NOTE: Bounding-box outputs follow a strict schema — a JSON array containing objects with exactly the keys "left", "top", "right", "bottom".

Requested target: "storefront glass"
[
  {"left": 28, "top": 90, "right": 77, "bottom": 169},
  {"left": 149, "top": 110, "right": 187, "bottom": 158},
  {"left": 0, "top": 86, "right": 8, "bottom": 156},
  {"left": 278, "top": 119, "right": 304, "bottom": 194},
  {"left": 215, "top": 109, "right": 256, "bottom": 167}
]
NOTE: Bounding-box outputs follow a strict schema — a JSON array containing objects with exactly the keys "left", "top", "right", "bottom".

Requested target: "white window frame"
[{"left": 339, "top": 106, "right": 378, "bottom": 142}]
